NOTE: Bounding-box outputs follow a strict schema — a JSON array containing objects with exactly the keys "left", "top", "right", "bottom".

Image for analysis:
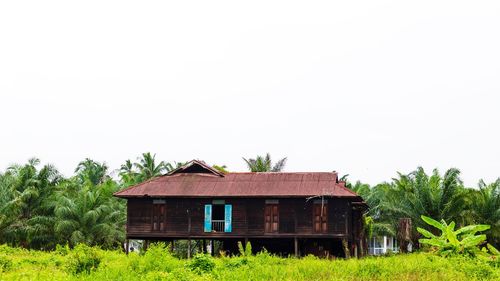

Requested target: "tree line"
[{"left": 0, "top": 153, "right": 498, "bottom": 250}]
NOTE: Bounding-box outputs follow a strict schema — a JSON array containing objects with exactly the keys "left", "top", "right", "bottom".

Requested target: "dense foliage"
[
  {"left": 0, "top": 153, "right": 499, "bottom": 251},
  {"left": 417, "top": 215, "right": 497, "bottom": 258},
  {"left": 347, "top": 168, "right": 500, "bottom": 248},
  {"left": 0, "top": 243, "right": 498, "bottom": 280}
]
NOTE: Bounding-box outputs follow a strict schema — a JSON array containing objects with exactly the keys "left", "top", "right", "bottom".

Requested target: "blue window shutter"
[
  {"left": 224, "top": 204, "right": 232, "bottom": 232},
  {"left": 204, "top": 205, "right": 212, "bottom": 232}
]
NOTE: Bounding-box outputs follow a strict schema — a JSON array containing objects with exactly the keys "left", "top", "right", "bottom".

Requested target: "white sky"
[{"left": 1, "top": 1, "right": 499, "bottom": 187}]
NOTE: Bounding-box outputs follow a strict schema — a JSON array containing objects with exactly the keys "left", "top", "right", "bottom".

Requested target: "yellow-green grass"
[{"left": 0, "top": 244, "right": 498, "bottom": 281}]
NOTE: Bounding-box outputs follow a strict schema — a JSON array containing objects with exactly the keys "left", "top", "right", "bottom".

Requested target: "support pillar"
[
  {"left": 294, "top": 237, "right": 299, "bottom": 257},
  {"left": 187, "top": 239, "right": 191, "bottom": 259},
  {"left": 342, "top": 238, "right": 351, "bottom": 259},
  {"left": 202, "top": 239, "right": 206, "bottom": 254},
  {"left": 210, "top": 239, "right": 214, "bottom": 256},
  {"left": 125, "top": 239, "right": 129, "bottom": 254}
]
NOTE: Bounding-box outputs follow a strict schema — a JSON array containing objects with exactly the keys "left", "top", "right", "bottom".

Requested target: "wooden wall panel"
[
  {"left": 247, "top": 199, "right": 265, "bottom": 235},
  {"left": 126, "top": 197, "right": 354, "bottom": 237},
  {"left": 329, "top": 198, "right": 349, "bottom": 234},
  {"left": 127, "top": 199, "right": 152, "bottom": 233},
  {"left": 279, "top": 199, "right": 296, "bottom": 233},
  {"left": 296, "top": 201, "right": 313, "bottom": 234}
]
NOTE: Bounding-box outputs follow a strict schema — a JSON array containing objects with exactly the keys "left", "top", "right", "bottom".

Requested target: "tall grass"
[{"left": 0, "top": 243, "right": 498, "bottom": 281}]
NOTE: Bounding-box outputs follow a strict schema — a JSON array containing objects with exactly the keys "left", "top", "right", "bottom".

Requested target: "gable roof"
[
  {"left": 114, "top": 161, "right": 361, "bottom": 199},
  {"left": 167, "top": 160, "right": 225, "bottom": 177}
]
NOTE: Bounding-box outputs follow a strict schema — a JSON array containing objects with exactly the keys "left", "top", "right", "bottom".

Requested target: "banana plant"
[{"left": 417, "top": 215, "right": 497, "bottom": 257}]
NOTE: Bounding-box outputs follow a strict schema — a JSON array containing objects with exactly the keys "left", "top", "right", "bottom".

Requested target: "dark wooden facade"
[
  {"left": 115, "top": 160, "right": 367, "bottom": 257},
  {"left": 127, "top": 197, "right": 355, "bottom": 238}
]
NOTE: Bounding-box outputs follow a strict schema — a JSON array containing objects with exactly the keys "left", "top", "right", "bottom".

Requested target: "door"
[
  {"left": 264, "top": 204, "right": 279, "bottom": 233},
  {"left": 152, "top": 202, "right": 166, "bottom": 231},
  {"left": 313, "top": 204, "right": 328, "bottom": 233}
]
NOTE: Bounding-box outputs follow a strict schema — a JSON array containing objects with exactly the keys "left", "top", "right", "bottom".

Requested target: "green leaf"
[
  {"left": 421, "top": 215, "right": 445, "bottom": 231},
  {"left": 454, "top": 224, "right": 490, "bottom": 236},
  {"left": 446, "top": 226, "right": 460, "bottom": 246},
  {"left": 486, "top": 243, "right": 500, "bottom": 255},
  {"left": 417, "top": 227, "right": 436, "bottom": 239},
  {"left": 461, "top": 235, "right": 486, "bottom": 248},
  {"left": 419, "top": 238, "right": 446, "bottom": 247}
]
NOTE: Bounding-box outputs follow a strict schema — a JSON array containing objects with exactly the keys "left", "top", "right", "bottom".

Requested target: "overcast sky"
[{"left": 1, "top": 1, "right": 499, "bottom": 187}]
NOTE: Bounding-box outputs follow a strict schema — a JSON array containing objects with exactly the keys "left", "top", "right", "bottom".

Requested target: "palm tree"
[
  {"left": 75, "top": 158, "right": 109, "bottom": 186},
  {"left": 134, "top": 152, "right": 167, "bottom": 182},
  {"left": 0, "top": 172, "right": 16, "bottom": 244},
  {"left": 119, "top": 159, "right": 139, "bottom": 186},
  {"left": 2, "top": 158, "right": 61, "bottom": 248},
  {"left": 344, "top": 179, "right": 396, "bottom": 237},
  {"left": 377, "top": 167, "right": 470, "bottom": 246},
  {"left": 243, "top": 153, "right": 287, "bottom": 172},
  {"left": 53, "top": 180, "right": 125, "bottom": 248},
  {"left": 465, "top": 179, "right": 500, "bottom": 247}
]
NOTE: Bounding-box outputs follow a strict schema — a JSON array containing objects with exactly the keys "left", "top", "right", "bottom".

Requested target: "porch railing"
[{"left": 211, "top": 220, "right": 225, "bottom": 232}]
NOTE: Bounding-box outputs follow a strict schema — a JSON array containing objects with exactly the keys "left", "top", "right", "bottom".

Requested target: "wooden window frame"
[
  {"left": 151, "top": 200, "right": 167, "bottom": 232},
  {"left": 313, "top": 201, "right": 328, "bottom": 233},
  {"left": 264, "top": 203, "right": 279, "bottom": 233}
]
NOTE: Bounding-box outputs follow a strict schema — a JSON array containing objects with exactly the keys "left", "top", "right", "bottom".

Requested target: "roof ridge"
[{"left": 226, "top": 171, "right": 338, "bottom": 174}]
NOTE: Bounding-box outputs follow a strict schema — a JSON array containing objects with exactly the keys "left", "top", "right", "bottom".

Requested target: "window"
[
  {"left": 313, "top": 202, "right": 328, "bottom": 233},
  {"left": 264, "top": 203, "right": 279, "bottom": 233},
  {"left": 204, "top": 203, "right": 232, "bottom": 233},
  {"left": 152, "top": 199, "right": 166, "bottom": 231}
]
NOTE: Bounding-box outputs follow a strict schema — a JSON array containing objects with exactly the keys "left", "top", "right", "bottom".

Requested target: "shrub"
[
  {"left": 55, "top": 244, "right": 70, "bottom": 256},
  {"left": 417, "top": 215, "right": 499, "bottom": 258},
  {"left": 0, "top": 254, "right": 12, "bottom": 272},
  {"left": 188, "top": 253, "right": 215, "bottom": 274},
  {"left": 139, "top": 242, "right": 179, "bottom": 273},
  {"left": 66, "top": 244, "right": 102, "bottom": 275},
  {"left": 237, "top": 241, "right": 252, "bottom": 257}
]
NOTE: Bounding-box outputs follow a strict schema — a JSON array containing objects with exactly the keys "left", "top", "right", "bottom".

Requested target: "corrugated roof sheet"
[{"left": 114, "top": 171, "right": 361, "bottom": 198}]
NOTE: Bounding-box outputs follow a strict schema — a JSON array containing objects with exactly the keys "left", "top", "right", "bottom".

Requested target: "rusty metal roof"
[{"left": 114, "top": 163, "right": 361, "bottom": 199}]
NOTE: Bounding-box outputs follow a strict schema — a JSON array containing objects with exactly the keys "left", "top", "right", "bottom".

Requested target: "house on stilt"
[{"left": 114, "top": 160, "right": 367, "bottom": 257}]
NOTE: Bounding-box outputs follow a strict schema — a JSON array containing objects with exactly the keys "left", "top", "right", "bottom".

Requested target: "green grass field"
[{"left": 0, "top": 244, "right": 498, "bottom": 281}]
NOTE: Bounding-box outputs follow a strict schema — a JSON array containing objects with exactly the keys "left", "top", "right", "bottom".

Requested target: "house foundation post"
[
  {"left": 294, "top": 237, "right": 299, "bottom": 257},
  {"left": 202, "top": 239, "right": 206, "bottom": 254},
  {"left": 125, "top": 239, "right": 129, "bottom": 255},
  {"left": 342, "top": 238, "right": 350, "bottom": 259},
  {"left": 187, "top": 239, "right": 191, "bottom": 259}
]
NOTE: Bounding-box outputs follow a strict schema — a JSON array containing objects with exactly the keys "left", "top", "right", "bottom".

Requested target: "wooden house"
[{"left": 114, "top": 160, "right": 367, "bottom": 257}]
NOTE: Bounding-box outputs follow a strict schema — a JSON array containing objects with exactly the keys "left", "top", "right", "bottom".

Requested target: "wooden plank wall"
[{"left": 126, "top": 198, "right": 353, "bottom": 237}]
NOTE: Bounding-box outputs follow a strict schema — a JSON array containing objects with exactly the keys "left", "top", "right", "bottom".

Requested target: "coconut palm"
[
  {"left": 134, "top": 152, "right": 168, "bottom": 182},
  {"left": 345, "top": 179, "right": 396, "bottom": 237},
  {"left": 75, "top": 158, "right": 109, "bottom": 185},
  {"left": 243, "top": 153, "right": 287, "bottom": 172},
  {"left": 1, "top": 158, "right": 61, "bottom": 247},
  {"left": 53, "top": 180, "right": 125, "bottom": 248},
  {"left": 465, "top": 179, "right": 500, "bottom": 247},
  {"left": 0, "top": 172, "right": 16, "bottom": 244},
  {"left": 118, "top": 159, "right": 139, "bottom": 186},
  {"left": 377, "top": 167, "right": 470, "bottom": 246}
]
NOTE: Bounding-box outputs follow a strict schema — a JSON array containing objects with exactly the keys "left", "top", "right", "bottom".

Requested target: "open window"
[
  {"left": 152, "top": 199, "right": 166, "bottom": 231},
  {"left": 204, "top": 201, "right": 232, "bottom": 233},
  {"left": 265, "top": 200, "right": 279, "bottom": 233}
]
